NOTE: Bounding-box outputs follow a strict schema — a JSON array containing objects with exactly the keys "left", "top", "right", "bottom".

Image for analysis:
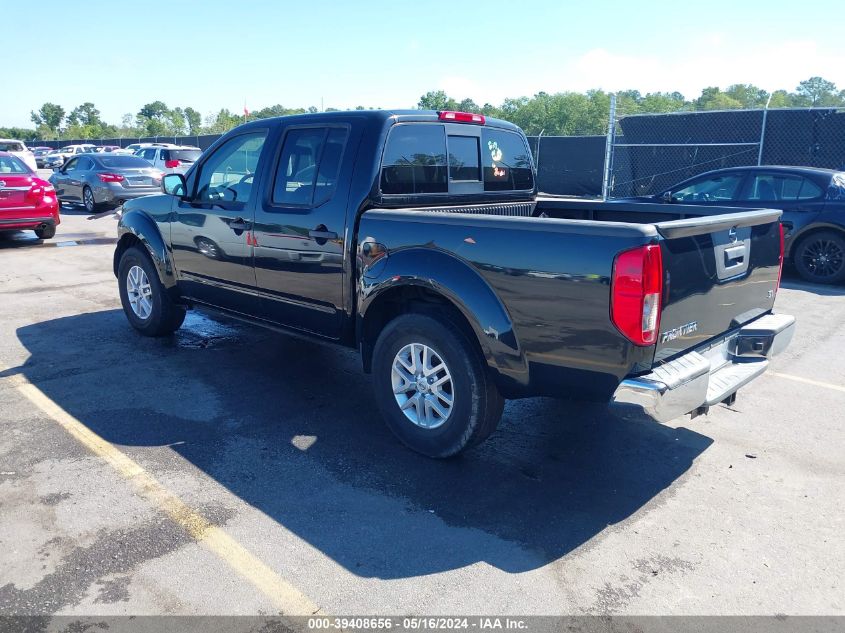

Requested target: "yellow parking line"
[
  {"left": 6, "top": 372, "right": 320, "bottom": 615},
  {"left": 770, "top": 371, "right": 845, "bottom": 394}
]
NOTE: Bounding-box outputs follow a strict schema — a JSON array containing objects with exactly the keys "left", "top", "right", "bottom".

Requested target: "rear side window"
[
  {"left": 480, "top": 129, "right": 534, "bottom": 191},
  {"left": 747, "top": 174, "right": 823, "bottom": 201},
  {"left": 381, "top": 125, "right": 447, "bottom": 194},
  {"left": 272, "top": 127, "right": 349, "bottom": 206}
]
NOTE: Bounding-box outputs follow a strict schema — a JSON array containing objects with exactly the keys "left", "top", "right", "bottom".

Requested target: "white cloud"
[
  {"left": 560, "top": 39, "right": 845, "bottom": 98},
  {"left": 433, "top": 38, "right": 845, "bottom": 106}
]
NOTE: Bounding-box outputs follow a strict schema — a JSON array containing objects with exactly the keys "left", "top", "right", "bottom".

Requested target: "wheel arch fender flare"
[
  {"left": 787, "top": 222, "right": 845, "bottom": 259},
  {"left": 114, "top": 209, "right": 177, "bottom": 289},
  {"left": 358, "top": 247, "right": 528, "bottom": 388}
]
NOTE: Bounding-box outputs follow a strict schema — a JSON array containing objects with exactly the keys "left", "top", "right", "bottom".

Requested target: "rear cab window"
[
  {"left": 380, "top": 122, "right": 534, "bottom": 197},
  {"left": 162, "top": 149, "right": 201, "bottom": 163}
]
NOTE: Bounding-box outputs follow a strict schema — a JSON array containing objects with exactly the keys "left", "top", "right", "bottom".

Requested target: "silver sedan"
[{"left": 49, "top": 154, "right": 163, "bottom": 212}]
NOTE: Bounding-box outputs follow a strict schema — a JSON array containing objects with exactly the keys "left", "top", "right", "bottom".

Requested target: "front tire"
[
  {"left": 794, "top": 231, "right": 845, "bottom": 285},
  {"left": 372, "top": 313, "right": 504, "bottom": 458},
  {"left": 118, "top": 246, "right": 186, "bottom": 336}
]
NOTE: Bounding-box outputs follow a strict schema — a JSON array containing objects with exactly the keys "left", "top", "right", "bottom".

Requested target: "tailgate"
[{"left": 653, "top": 209, "right": 782, "bottom": 363}]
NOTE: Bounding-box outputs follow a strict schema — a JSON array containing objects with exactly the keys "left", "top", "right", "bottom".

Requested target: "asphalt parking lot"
[{"left": 1, "top": 187, "right": 843, "bottom": 618}]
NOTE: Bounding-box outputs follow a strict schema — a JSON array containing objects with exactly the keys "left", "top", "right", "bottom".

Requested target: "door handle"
[
  {"left": 724, "top": 244, "right": 746, "bottom": 266},
  {"left": 229, "top": 217, "right": 250, "bottom": 232},
  {"left": 309, "top": 228, "right": 338, "bottom": 241}
]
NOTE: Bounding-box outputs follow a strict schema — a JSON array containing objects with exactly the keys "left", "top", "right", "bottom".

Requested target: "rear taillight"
[
  {"left": 776, "top": 222, "right": 785, "bottom": 293},
  {"left": 98, "top": 173, "right": 125, "bottom": 182},
  {"left": 25, "top": 180, "right": 54, "bottom": 203},
  {"left": 164, "top": 159, "right": 181, "bottom": 168},
  {"left": 611, "top": 244, "right": 664, "bottom": 346},
  {"left": 438, "top": 111, "right": 485, "bottom": 124}
]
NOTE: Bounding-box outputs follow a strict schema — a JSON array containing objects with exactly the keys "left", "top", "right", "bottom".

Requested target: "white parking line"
[{"left": 770, "top": 371, "right": 845, "bottom": 394}]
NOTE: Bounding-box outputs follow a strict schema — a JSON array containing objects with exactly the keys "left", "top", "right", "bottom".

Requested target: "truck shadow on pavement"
[{"left": 8, "top": 309, "right": 713, "bottom": 578}]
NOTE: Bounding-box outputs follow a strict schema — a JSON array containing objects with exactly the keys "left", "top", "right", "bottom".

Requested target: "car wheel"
[
  {"left": 34, "top": 225, "right": 56, "bottom": 240},
  {"left": 794, "top": 231, "right": 845, "bottom": 285},
  {"left": 118, "top": 246, "right": 186, "bottom": 336},
  {"left": 83, "top": 186, "right": 98, "bottom": 213},
  {"left": 372, "top": 313, "right": 504, "bottom": 458}
]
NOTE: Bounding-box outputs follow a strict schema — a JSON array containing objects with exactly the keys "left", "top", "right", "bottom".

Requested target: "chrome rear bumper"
[{"left": 612, "top": 313, "right": 795, "bottom": 423}]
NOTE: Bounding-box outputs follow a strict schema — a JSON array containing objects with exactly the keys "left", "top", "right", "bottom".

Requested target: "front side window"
[
  {"left": 64, "top": 157, "right": 79, "bottom": 172},
  {"left": 672, "top": 174, "right": 743, "bottom": 202},
  {"left": 381, "top": 124, "right": 447, "bottom": 194},
  {"left": 194, "top": 131, "right": 268, "bottom": 204},
  {"left": 481, "top": 128, "right": 534, "bottom": 191},
  {"left": 76, "top": 157, "right": 94, "bottom": 171}
]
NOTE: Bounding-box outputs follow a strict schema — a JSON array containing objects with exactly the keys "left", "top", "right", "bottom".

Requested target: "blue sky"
[{"left": 5, "top": 0, "right": 845, "bottom": 127}]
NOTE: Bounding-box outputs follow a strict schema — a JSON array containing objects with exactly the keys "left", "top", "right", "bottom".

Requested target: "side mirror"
[
  {"left": 162, "top": 173, "right": 187, "bottom": 197},
  {"left": 52, "top": 167, "right": 60, "bottom": 173},
  {"left": 661, "top": 191, "right": 674, "bottom": 203}
]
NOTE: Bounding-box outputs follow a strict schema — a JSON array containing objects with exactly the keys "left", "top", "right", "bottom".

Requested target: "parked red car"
[{"left": 0, "top": 151, "right": 60, "bottom": 239}]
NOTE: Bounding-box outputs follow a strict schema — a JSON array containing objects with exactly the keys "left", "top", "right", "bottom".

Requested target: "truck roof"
[{"left": 236, "top": 109, "right": 523, "bottom": 133}]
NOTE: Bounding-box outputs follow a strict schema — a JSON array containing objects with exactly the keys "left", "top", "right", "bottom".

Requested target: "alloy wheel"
[
  {"left": 83, "top": 188, "right": 95, "bottom": 212},
  {"left": 126, "top": 265, "right": 153, "bottom": 320},
  {"left": 391, "top": 343, "right": 454, "bottom": 429},
  {"left": 802, "top": 238, "right": 844, "bottom": 279}
]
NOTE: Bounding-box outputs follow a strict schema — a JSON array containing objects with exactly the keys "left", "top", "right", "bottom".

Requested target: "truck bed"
[{"left": 361, "top": 199, "right": 782, "bottom": 397}]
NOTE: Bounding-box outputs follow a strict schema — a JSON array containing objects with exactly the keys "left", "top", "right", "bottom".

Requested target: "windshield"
[
  {"left": 98, "top": 156, "right": 152, "bottom": 169},
  {"left": 0, "top": 154, "right": 31, "bottom": 174},
  {"left": 0, "top": 141, "right": 25, "bottom": 152}
]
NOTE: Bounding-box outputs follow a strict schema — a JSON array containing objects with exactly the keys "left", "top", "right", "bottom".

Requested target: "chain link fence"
[
  {"left": 607, "top": 105, "right": 845, "bottom": 198},
  {"left": 27, "top": 135, "right": 223, "bottom": 151}
]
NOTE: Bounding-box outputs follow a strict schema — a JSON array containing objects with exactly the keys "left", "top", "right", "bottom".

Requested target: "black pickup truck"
[{"left": 114, "top": 110, "right": 795, "bottom": 457}]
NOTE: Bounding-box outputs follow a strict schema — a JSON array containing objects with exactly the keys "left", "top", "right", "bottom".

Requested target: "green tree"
[
  {"left": 417, "top": 90, "right": 458, "bottom": 110},
  {"left": 724, "top": 84, "right": 769, "bottom": 109},
  {"left": 640, "top": 91, "right": 688, "bottom": 113},
  {"left": 203, "top": 109, "right": 242, "bottom": 134},
  {"left": 795, "top": 76, "right": 840, "bottom": 106},
  {"left": 137, "top": 101, "right": 172, "bottom": 136},
  {"left": 457, "top": 98, "right": 480, "bottom": 112},
  {"left": 0, "top": 126, "right": 37, "bottom": 140},
  {"left": 767, "top": 90, "right": 795, "bottom": 108},
  {"left": 695, "top": 87, "right": 743, "bottom": 110},
  {"left": 30, "top": 103, "right": 65, "bottom": 132},
  {"left": 184, "top": 107, "right": 202, "bottom": 135},
  {"left": 69, "top": 102, "right": 103, "bottom": 127},
  {"left": 167, "top": 107, "right": 187, "bottom": 135}
]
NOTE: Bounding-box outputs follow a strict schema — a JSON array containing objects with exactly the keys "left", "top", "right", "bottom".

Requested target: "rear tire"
[
  {"left": 34, "top": 225, "right": 56, "bottom": 240},
  {"left": 372, "top": 313, "right": 504, "bottom": 458},
  {"left": 118, "top": 246, "right": 186, "bottom": 336},
  {"left": 794, "top": 231, "right": 845, "bottom": 285}
]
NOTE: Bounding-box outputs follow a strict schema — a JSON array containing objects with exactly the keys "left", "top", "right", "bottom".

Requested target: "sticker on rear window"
[{"left": 487, "top": 140, "right": 507, "bottom": 178}]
